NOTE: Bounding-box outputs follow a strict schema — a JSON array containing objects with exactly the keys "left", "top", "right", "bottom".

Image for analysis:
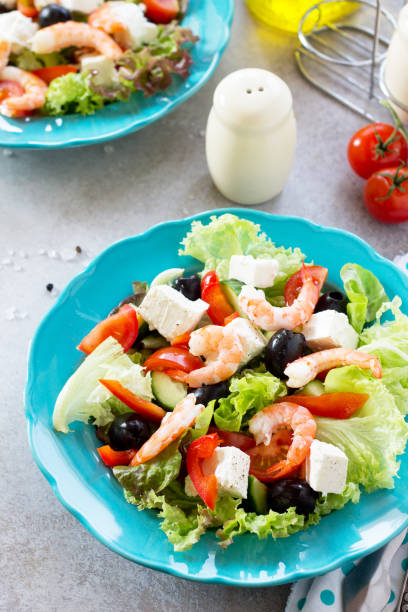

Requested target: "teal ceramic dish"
[
  {"left": 25, "top": 209, "right": 408, "bottom": 586},
  {"left": 0, "top": 0, "right": 233, "bottom": 149}
]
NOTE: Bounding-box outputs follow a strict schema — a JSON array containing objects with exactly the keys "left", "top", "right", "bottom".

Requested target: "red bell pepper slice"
[
  {"left": 97, "top": 445, "right": 135, "bottom": 467},
  {"left": 284, "top": 265, "right": 328, "bottom": 306},
  {"left": 32, "top": 65, "right": 78, "bottom": 84},
  {"left": 208, "top": 427, "right": 256, "bottom": 452},
  {"left": 277, "top": 392, "right": 369, "bottom": 419},
  {"left": 77, "top": 304, "right": 138, "bottom": 355},
  {"left": 201, "top": 271, "right": 235, "bottom": 326},
  {"left": 186, "top": 433, "right": 221, "bottom": 510},
  {"left": 171, "top": 331, "right": 191, "bottom": 348},
  {"left": 143, "top": 347, "right": 203, "bottom": 373},
  {"left": 99, "top": 379, "right": 166, "bottom": 423}
]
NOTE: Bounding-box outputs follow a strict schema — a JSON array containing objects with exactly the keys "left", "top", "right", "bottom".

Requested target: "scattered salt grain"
[
  {"left": 38, "top": 248, "right": 46, "bottom": 256},
  {"left": 5, "top": 307, "right": 27, "bottom": 320},
  {"left": 47, "top": 249, "right": 60, "bottom": 260},
  {"left": 18, "top": 250, "right": 28, "bottom": 259},
  {"left": 7, "top": 249, "right": 15, "bottom": 256},
  {"left": 1, "top": 258, "right": 12, "bottom": 265},
  {"left": 60, "top": 247, "right": 77, "bottom": 262}
]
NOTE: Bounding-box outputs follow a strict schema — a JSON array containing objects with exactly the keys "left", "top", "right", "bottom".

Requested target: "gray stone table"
[{"left": 1, "top": 1, "right": 407, "bottom": 610}]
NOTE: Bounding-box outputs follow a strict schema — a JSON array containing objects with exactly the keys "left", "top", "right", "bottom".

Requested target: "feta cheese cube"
[
  {"left": 108, "top": 2, "right": 158, "bottom": 49},
  {"left": 139, "top": 285, "right": 209, "bottom": 342},
  {"left": 80, "top": 54, "right": 117, "bottom": 87},
  {"left": 229, "top": 255, "right": 279, "bottom": 288},
  {"left": 306, "top": 439, "right": 348, "bottom": 495},
  {"left": 0, "top": 11, "right": 38, "bottom": 53},
  {"left": 225, "top": 317, "right": 267, "bottom": 365},
  {"left": 60, "top": 0, "right": 103, "bottom": 14},
  {"left": 185, "top": 446, "right": 250, "bottom": 499},
  {"left": 302, "top": 310, "right": 359, "bottom": 351}
]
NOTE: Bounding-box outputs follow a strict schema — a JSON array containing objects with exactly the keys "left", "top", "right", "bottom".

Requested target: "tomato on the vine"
[
  {"left": 347, "top": 123, "right": 408, "bottom": 179},
  {"left": 363, "top": 165, "right": 408, "bottom": 223}
]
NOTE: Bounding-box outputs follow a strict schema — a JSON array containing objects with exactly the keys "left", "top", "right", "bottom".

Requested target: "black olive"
[
  {"left": 0, "top": 3, "right": 10, "bottom": 13},
  {"left": 38, "top": 4, "right": 72, "bottom": 27},
  {"left": 108, "top": 413, "right": 150, "bottom": 451},
  {"left": 315, "top": 291, "right": 348, "bottom": 315},
  {"left": 265, "top": 329, "right": 307, "bottom": 379},
  {"left": 267, "top": 478, "right": 318, "bottom": 516},
  {"left": 192, "top": 380, "right": 230, "bottom": 407},
  {"left": 173, "top": 274, "right": 201, "bottom": 301}
]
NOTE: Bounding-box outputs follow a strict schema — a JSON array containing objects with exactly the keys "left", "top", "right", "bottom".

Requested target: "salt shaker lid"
[{"left": 212, "top": 68, "right": 293, "bottom": 131}]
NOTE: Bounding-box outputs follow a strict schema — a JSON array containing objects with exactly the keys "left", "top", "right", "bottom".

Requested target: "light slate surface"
[{"left": 1, "top": 1, "right": 407, "bottom": 611}]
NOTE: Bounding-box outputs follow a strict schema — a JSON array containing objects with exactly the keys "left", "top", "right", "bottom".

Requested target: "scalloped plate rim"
[{"left": 25, "top": 208, "right": 408, "bottom": 586}]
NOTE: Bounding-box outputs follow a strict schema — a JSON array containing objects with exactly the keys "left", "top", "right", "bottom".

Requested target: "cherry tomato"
[
  {"left": 208, "top": 427, "right": 256, "bottom": 451},
  {"left": 143, "top": 0, "right": 179, "bottom": 23},
  {"left": 98, "top": 379, "right": 166, "bottom": 423},
  {"left": 284, "top": 265, "right": 328, "bottom": 306},
  {"left": 276, "top": 392, "right": 369, "bottom": 419},
  {"left": 363, "top": 165, "right": 408, "bottom": 223},
  {"left": 143, "top": 346, "right": 203, "bottom": 373},
  {"left": 348, "top": 123, "right": 408, "bottom": 179},
  {"left": 201, "top": 271, "right": 235, "bottom": 325},
  {"left": 31, "top": 65, "right": 78, "bottom": 84},
  {"left": 77, "top": 304, "right": 138, "bottom": 354}
]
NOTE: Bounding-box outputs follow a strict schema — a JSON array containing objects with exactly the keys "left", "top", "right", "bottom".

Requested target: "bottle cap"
[{"left": 212, "top": 68, "right": 293, "bottom": 131}]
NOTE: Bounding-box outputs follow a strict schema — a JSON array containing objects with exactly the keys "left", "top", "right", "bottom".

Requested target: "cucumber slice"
[
  {"left": 151, "top": 267, "right": 184, "bottom": 288},
  {"left": 220, "top": 279, "right": 247, "bottom": 318},
  {"left": 299, "top": 380, "right": 325, "bottom": 396},
  {"left": 246, "top": 475, "right": 268, "bottom": 514},
  {"left": 151, "top": 371, "right": 187, "bottom": 410}
]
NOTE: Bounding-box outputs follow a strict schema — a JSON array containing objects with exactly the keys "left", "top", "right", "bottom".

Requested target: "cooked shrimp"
[
  {"left": 248, "top": 401, "right": 317, "bottom": 480},
  {"left": 284, "top": 347, "right": 382, "bottom": 388},
  {"left": 239, "top": 265, "right": 327, "bottom": 331},
  {"left": 130, "top": 394, "right": 204, "bottom": 466},
  {"left": 89, "top": 2, "right": 157, "bottom": 49},
  {"left": 0, "top": 66, "right": 47, "bottom": 116},
  {"left": 30, "top": 21, "right": 123, "bottom": 59},
  {"left": 0, "top": 41, "right": 11, "bottom": 72},
  {"left": 186, "top": 324, "right": 245, "bottom": 388}
]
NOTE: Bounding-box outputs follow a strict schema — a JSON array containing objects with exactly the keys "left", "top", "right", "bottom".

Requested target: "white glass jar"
[
  {"left": 384, "top": 4, "right": 408, "bottom": 123},
  {"left": 206, "top": 68, "right": 296, "bottom": 205}
]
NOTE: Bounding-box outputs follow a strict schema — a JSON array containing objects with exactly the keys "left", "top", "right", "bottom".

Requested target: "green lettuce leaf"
[
  {"left": 10, "top": 49, "right": 68, "bottom": 71},
  {"left": 191, "top": 399, "right": 215, "bottom": 439},
  {"left": 179, "top": 214, "right": 305, "bottom": 295},
  {"left": 340, "top": 263, "right": 388, "bottom": 333},
  {"left": 113, "top": 441, "right": 181, "bottom": 495},
  {"left": 316, "top": 366, "right": 408, "bottom": 491},
  {"left": 44, "top": 73, "right": 105, "bottom": 116},
  {"left": 359, "top": 297, "right": 408, "bottom": 415},
  {"left": 214, "top": 370, "right": 286, "bottom": 432}
]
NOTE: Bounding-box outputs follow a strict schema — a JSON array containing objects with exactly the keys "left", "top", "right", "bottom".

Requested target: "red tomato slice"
[
  {"left": 363, "top": 165, "right": 408, "bottom": 223},
  {"left": 99, "top": 379, "right": 166, "bottom": 423},
  {"left": 163, "top": 368, "right": 189, "bottom": 383},
  {"left": 347, "top": 123, "right": 408, "bottom": 179},
  {"left": 186, "top": 433, "right": 221, "bottom": 510},
  {"left": 201, "top": 271, "right": 235, "bottom": 325},
  {"left": 77, "top": 304, "right": 138, "bottom": 354},
  {"left": 143, "top": 0, "right": 179, "bottom": 23},
  {"left": 143, "top": 347, "right": 203, "bottom": 373},
  {"left": 284, "top": 265, "right": 328, "bottom": 306},
  {"left": 97, "top": 445, "right": 135, "bottom": 467},
  {"left": 276, "top": 393, "right": 369, "bottom": 419},
  {"left": 31, "top": 65, "right": 78, "bottom": 84},
  {"left": 208, "top": 427, "right": 256, "bottom": 451}
]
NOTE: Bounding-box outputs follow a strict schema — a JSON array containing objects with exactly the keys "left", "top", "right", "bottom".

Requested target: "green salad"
[{"left": 53, "top": 214, "right": 408, "bottom": 551}]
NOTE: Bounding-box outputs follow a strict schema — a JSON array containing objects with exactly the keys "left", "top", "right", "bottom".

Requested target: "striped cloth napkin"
[{"left": 286, "top": 254, "right": 408, "bottom": 612}]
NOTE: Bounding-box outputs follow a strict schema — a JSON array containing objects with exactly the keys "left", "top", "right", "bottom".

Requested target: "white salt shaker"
[
  {"left": 206, "top": 68, "right": 296, "bottom": 205},
  {"left": 384, "top": 4, "right": 408, "bottom": 124}
]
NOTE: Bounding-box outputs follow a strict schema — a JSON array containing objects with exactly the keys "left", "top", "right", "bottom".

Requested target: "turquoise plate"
[
  {"left": 25, "top": 209, "right": 408, "bottom": 586},
  {"left": 0, "top": 0, "right": 233, "bottom": 149}
]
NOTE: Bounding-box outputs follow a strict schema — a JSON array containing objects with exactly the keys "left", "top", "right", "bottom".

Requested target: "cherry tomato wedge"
[
  {"left": 77, "top": 304, "right": 138, "bottom": 354},
  {"left": 142, "top": 0, "right": 178, "bottom": 23},
  {"left": 207, "top": 427, "right": 256, "bottom": 451},
  {"left": 276, "top": 392, "right": 369, "bottom": 419},
  {"left": 31, "top": 65, "right": 78, "bottom": 84},
  {"left": 247, "top": 430, "right": 293, "bottom": 474},
  {"left": 97, "top": 445, "right": 135, "bottom": 467},
  {"left": 284, "top": 265, "right": 328, "bottom": 306},
  {"left": 201, "top": 271, "right": 235, "bottom": 325},
  {"left": 163, "top": 368, "right": 189, "bottom": 383},
  {"left": 347, "top": 123, "right": 408, "bottom": 179},
  {"left": 171, "top": 331, "right": 191, "bottom": 348},
  {"left": 186, "top": 433, "right": 221, "bottom": 510},
  {"left": 17, "top": 0, "right": 38, "bottom": 17},
  {"left": 99, "top": 379, "right": 166, "bottom": 423},
  {"left": 143, "top": 347, "right": 203, "bottom": 373},
  {"left": 363, "top": 165, "right": 408, "bottom": 223}
]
